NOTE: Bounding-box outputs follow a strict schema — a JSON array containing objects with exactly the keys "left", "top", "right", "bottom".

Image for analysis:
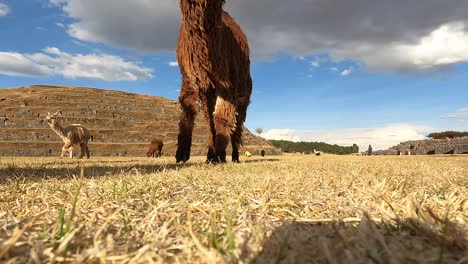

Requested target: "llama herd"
[
  {"left": 45, "top": 0, "right": 253, "bottom": 163},
  {"left": 44, "top": 110, "right": 258, "bottom": 161},
  {"left": 45, "top": 111, "right": 164, "bottom": 160}
]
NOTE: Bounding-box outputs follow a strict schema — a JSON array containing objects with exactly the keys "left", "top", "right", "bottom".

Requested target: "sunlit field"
[{"left": 0, "top": 155, "right": 467, "bottom": 263}]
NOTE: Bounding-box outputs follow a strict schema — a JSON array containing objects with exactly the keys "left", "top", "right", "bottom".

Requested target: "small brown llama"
[
  {"left": 176, "top": 0, "right": 252, "bottom": 163},
  {"left": 147, "top": 139, "right": 164, "bottom": 158},
  {"left": 46, "top": 111, "right": 91, "bottom": 159}
]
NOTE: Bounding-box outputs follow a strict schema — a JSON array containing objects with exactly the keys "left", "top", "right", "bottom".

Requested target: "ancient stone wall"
[{"left": 375, "top": 137, "right": 468, "bottom": 155}]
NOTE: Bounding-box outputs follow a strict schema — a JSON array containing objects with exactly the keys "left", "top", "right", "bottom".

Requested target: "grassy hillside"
[
  {"left": 0, "top": 155, "right": 466, "bottom": 263},
  {"left": 0, "top": 85, "right": 279, "bottom": 157}
]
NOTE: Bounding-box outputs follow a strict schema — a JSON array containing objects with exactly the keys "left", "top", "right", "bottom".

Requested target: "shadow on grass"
[
  {"left": 0, "top": 163, "right": 189, "bottom": 183},
  {"left": 250, "top": 216, "right": 467, "bottom": 264},
  {"left": 243, "top": 158, "right": 280, "bottom": 164},
  {"left": 0, "top": 157, "right": 280, "bottom": 183}
]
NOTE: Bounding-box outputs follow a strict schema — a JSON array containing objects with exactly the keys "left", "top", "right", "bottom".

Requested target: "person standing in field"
[{"left": 367, "top": 145, "right": 373, "bottom": 155}]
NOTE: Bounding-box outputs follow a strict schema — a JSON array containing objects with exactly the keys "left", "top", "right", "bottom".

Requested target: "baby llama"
[{"left": 46, "top": 111, "right": 91, "bottom": 159}]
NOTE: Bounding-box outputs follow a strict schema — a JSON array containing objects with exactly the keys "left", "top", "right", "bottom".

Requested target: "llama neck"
[
  {"left": 180, "top": 0, "right": 224, "bottom": 36},
  {"left": 49, "top": 121, "right": 69, "bottom": 142},
  {"left": 179, "top": 0, "right": 227, "bottom": 88}
]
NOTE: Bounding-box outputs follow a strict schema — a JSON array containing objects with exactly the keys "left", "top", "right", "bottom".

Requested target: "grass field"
[{"left": 0, "top": 155, "right": 467, "bottom": 263}]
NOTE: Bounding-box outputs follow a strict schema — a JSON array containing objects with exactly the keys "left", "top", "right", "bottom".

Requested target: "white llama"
[{"left": 46, "top": 111, "right": 91, "bottom": 159}]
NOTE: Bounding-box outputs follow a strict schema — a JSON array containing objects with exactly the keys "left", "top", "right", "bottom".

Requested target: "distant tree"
[
  {"left": 428, "top": 131, "right": 468, "bottom": 139},
  {"left": 255, "top": 128, "right": 263, "bottom": 136},
  {"left": 352, "top": 144, "right": 359, "bottom": 153},
  {"left": 269, "top": 140, "right": 359, "bottom": 155}
]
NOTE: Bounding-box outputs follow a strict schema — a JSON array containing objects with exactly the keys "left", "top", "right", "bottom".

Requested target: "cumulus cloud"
[
  {"left": 0, "top": 3, "right": 10, "bottom": 16},
  {"left": 0, "top": 47, "right": 153, "bottom": 81},
  {"left": 60, "top": 0, "right": 179, "bottom": 52},
  {"left": 51, "top": 0, "right": 468, "bottom": 73},
  {"left": 262, "top": 123, "right": 435, "bottom": 151},
  {"left": 168, "top": 61, "right": 178, "bottom": 67},
  {"left": 0, "top": 52, "right": 51, "bottom": 77}
]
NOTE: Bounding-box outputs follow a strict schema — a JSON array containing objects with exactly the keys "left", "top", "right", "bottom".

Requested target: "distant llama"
[
  {"left": 147, "top": 139, "right": 163, "bottom": 158},
  {"left": 46, "top": 111, "right": 91, "bottom": 159},
  {"left": 175, "top": 0, "right": 252, "bottom": 163},
  {"left": 313, "top": 149, "right": 322, "bottom": 156}
]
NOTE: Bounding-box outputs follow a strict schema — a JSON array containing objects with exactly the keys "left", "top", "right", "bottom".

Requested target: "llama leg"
[
  {"left": 176, "top": 77, "right": 199, "bottom": 163},
  {"left": 60, "top": 145, "right": 66, "bottom": 158},
  {"left": 61, "top": 142, "right": 71, "bottom": 158},
  {"left": 213, "top": 94, "right": 237, "bottom": 163},
  {"left": 79, "top": 143, "right": 85, "bottom": 159},
  {"left": 231, "top": 95, "right": 250, "bottom": 163},
  {"left": 68, "top": 145, "right": 74, "bottom": 159},
  {"left": 231, "top": 123, "right": 243, "bottom": 163},
  {"left": 85, "top": 143, "right": 90, "bottom": 158},
  {"left": 201, "top": 90, "right": 217, "bottom": 163}
]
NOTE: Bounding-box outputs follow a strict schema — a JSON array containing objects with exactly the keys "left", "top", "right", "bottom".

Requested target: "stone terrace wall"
[{"left": 375, "top": 137, "right": 468, "bottom": 155}]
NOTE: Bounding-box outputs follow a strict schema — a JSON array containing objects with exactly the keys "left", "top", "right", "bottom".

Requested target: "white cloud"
[
  {"left": 0, "top": 52, "right": 52, "bottom": 77},
  {"left": 306, "top": 74, "right": 313, "bottom": 78},
  {"left": 262, "top": 123, "right": 435, "bottom": 151},
  {"left": 404, "top": 22, "right": 468, "bottom": 70},
  {"left": 0, "top": 47, "right": 154, "bottom": 81},
  {"left": 332, "top": 22, "right": 468, "bottom": 72},
  {"left": 168, "top": 61, "right": 178, "bottom": 67},
  {"left": 330, "top": 67, "right": 339, "bottom": 71},
  {"left": 441, "top": 108, "right": 468, "bottom": 120},
  {"left": 0, "top": 3, "right": 10, "bottom": 16},
  {"left": 56, "top": 22, "right": 65, "bottom": 28},
  {"left": 341, "top": 67, "right": 353, "bottom": 76}
]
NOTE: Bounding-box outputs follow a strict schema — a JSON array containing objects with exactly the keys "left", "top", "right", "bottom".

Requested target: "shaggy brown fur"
[
  {"left": 176, "top": 0, "right": 252, "bottom": 163},
  {"left": 46, "top": 111, "right": 91, "bottom": 159},
  {"left": 147, "top": 139, "right": 163, "bottom": 158}
]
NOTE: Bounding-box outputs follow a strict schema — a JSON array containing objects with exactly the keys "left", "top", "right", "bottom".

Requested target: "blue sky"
[{"left": 0, "top": 0, "right": 467, "bottom": 150}]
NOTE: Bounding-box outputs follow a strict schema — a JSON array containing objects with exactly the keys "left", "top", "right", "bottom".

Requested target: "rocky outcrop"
[
  {"left": 375, "top": 137, "right": 468, "bottom": 155},
  {"left": 0, "top": 85, "right": 281, "bottom": 157}
]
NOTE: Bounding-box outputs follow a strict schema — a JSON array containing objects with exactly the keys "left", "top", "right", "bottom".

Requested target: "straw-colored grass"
[{"left": 0, "top": 155, "right": 467, "bottom": 263}]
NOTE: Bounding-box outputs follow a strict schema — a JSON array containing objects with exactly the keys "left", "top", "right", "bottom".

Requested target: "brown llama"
[
  {"left": 175, "top": 0, "right": 252, "bottom": 163},
  {"left": 46, "top": 111, "right": 91, "bottom": 159},
  {"left": 147, "top": 139, "right": 163, "bottom": 158}
]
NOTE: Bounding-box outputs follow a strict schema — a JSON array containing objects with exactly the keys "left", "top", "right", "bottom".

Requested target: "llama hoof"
[
  {"left": 232, "top": 152, "right": 240, "bottom": 163},
  {"left": 216, "top": 156, "right": 227, "bottom": 163},
  {"left": 176, "top": 154, "right": 190, "bottom": 164},
  {"left": 205, "top": 158, "right": 220, "bottom": 164}
]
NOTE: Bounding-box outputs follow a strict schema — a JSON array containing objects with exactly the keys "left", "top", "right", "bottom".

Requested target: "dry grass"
[{"left": 0, "top": 155, "right": 467, "bottom": 263}]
